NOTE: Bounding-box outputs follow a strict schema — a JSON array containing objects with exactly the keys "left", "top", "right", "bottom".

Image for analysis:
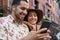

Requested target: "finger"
[
  {"left": 36, "top": 28, "right": 47, "bottom": 33},
  {"left": 37, "top": 33, "right": 49, "bottom": 37},
  {"left": 47, "top": 29, "right": 51, "bottom": 33},
  {"left": 39, "top": 33, "right": 51, "bottom": 38},
  {"left": 23, "top": 21, "right": 29, "bottom": 25},
  {"left": 23, "top": 21, "right": 33, "bottom": 29},
  {"left": 43, "top": 38, "right": 47, "bottom": 40},
  {"left": 24, "top": 22, "right": 33, "bottom": 27},
  {"left": 38, "top": 35, "right": 51, "bottom": 39}
]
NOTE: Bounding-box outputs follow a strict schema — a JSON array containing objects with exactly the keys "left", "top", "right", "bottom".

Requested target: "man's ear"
[{"left": 11, "top": 5, "right": 16, "bottom": 11}]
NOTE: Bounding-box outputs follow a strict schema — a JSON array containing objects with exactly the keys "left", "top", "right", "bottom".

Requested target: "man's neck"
[{"left": 11, "top": 13, "right": 23, "bottom": 24}]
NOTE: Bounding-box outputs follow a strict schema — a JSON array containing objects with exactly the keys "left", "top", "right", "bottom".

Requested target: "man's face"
[{"left": 13, "top": 1, "right": 29, "bottom": 21}]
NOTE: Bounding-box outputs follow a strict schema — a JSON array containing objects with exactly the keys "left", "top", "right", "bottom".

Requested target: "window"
[
  {"left": 34, "top": 0, "right": 38, "bottom": 9},
  {"left": 47, "top": 9, "right": 50, "bottom": 18},
  {"left": 48, "top": 13, "right": 50, "bottom": 17},
  {"left": 43, "top": 5, "right": 45, "bottom": 15}
]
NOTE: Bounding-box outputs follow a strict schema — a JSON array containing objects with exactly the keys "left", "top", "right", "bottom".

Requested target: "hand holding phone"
[{"left": 40, "top": 20, "right": 51, "bottom": 33}]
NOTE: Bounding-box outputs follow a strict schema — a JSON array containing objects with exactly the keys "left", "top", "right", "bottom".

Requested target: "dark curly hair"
[
  {"left": 12, "top": 0, "right": 28, "bottom": 6},
  {"left": 24, "top": 9, "right": 43, "bottom": 23},
  {"left": 24, "top": 10, "right": 38, "bottom": 23}
]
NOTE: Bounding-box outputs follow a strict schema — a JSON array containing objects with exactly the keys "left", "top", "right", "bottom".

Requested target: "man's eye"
[
  {"left": 20, "top": 7, "right": 25, "bottom": 10},
  {"left": 23, "top": 13, "right": 26, "bottom": 16}
]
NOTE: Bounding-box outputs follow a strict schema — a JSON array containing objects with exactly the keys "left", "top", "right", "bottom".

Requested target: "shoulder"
[
  {"left": 23, "top": 23, "right": 28, "bottom": 28},
  {"left": 0, "top": 17, "right": 6, "bottom": 24},
  {"left": 0, "top": 17, "right": 8, "bottom": 29},
  {"left": 0, "top": 15, "right": 10, "bottom": 25}
]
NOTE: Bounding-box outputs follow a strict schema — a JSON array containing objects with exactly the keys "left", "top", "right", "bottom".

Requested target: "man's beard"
[{"left": 15, "top": 14, "right": 24, "bottom": 24}]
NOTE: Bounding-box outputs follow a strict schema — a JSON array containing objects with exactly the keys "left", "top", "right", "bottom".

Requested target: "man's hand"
[{"left": 21, "top": 28, "right": 51, "bottom": 40}]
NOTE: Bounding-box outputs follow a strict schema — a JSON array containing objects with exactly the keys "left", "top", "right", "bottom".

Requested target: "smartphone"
[{"left": 40, "top": 20, "right": 51, "bottom": 33}]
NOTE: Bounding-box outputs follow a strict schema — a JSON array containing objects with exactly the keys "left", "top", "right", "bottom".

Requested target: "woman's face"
[{"left": 28, "top": 11, "right": 38, "bottom": 25}]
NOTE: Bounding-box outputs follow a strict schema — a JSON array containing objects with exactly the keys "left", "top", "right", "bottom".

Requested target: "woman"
[
  {"left": 24, "top": 8, "right": 43, "bottom": 31},
  {"left": 24, "top": 8, "right": 51, "bottom": 40}
]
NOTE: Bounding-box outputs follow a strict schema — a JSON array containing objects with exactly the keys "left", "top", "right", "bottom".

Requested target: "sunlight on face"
[{"left": 28, "top": 11, "right": 38, "bottom": 25}]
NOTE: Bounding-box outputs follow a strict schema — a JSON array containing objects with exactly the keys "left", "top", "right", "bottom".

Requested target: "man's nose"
[{"left": 23, "top": 10, "right": 27, "bottom": 14}]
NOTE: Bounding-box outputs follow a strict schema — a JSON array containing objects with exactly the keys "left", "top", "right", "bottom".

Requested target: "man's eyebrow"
[{"left": 20, "top": 7, "right": 28, "bottom": 10}]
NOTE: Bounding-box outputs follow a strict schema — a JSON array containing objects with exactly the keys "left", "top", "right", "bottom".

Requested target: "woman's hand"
[{"left": 23, "top": 21, "right": 34, "bottom": 30}]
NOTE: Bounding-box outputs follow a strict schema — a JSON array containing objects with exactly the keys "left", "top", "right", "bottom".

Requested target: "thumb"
[{"left": 36, "top": 28, "right": 47, "bottom": 33}]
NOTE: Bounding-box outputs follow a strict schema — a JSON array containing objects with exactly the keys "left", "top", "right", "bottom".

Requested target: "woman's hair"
[{"left": 24, "top": 10, "right": 38, "bottom": 23}]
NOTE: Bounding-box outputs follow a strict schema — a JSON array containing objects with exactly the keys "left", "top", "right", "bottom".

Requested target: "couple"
[{"left": 0, "top": 0, "right": 51, "bottom": 40}]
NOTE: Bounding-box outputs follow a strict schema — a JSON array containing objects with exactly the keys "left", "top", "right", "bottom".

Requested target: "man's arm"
[{"left": 21, "top": 28, "right": 51, "bottom": 40}]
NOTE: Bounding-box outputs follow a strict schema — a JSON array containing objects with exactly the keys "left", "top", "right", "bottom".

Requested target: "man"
[{"left": 0, "top": 0, "right": 51, "bottom": 40}]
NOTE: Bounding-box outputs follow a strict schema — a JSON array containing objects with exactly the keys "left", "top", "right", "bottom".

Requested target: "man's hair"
[{"left": 12, "top": 0, "right": 28, "bottom": 6}]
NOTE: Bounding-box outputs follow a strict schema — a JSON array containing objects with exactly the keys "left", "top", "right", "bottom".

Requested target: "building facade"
[
  {"left": 0, "top": 0, "right": 13, "bottom": 17},
  {"left": 0, "top": 0, "right": 8, "bottom": 9},
  {"left": 29, "top": 0, "right": 59, "bottom": 24}
]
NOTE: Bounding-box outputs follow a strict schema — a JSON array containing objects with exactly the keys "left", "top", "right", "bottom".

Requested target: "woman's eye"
[
  {"left": 34, "top": 15, "right": 37, "bottom": 17},
  {"left": 29, "top": 15, "right": 32, "bottom": 17}
]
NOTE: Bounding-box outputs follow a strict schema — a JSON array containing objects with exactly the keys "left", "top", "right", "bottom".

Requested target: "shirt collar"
[{"left": 7, "top": 15, "right": 14, "bottom": 23}]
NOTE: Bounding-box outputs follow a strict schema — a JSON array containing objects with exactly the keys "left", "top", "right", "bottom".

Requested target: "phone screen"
[{"left": 40, "top": 20, "right": 51, "bottom": 33}]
